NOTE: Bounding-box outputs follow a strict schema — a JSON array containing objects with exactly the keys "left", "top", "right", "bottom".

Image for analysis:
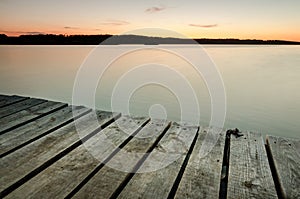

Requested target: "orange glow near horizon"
[
  {"left": 1, "top": 1, "right": 300, "bottom": 42},
  {"left": 2, "top": 28, "right": 300, "bottom": 42},
  {"left": 2, "top": 23, "right": 300, "bottom": 42}
]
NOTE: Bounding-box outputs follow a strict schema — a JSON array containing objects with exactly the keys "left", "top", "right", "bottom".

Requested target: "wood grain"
[
  {"left": 0, "top": 95, "right": 28, "bottom": 108},
  {"left": 0, "top": 101, "right": 67, "bottom": 133},
  {"left": 0, "top": 105, "right": 89, "bottom": 157},
  {"left": 227, "top": 132, "right": 278, "bottom": 199},
  {"left": 0, "top": 110, "right": 118, "bottom": 195},
  {"left": 266, "top": 135, "right": 300, "bottom": 199},
  {"left": 0, "top": 98, "right": 46, "bottom": 118},
  {"left": 72, "top": 119, "right": 169, "bottom": 199},
  {"left": 117, "top": 122, "right": 198, "bottom": 199},
  {"left": 0, "top": 95, "right": 297, "bottom": 199},
  {"left": 174, "top": 127, "right": 226, "bottom": 198},
  {"left": 4, "top": 115, "right": 148, "bottom": 199}
]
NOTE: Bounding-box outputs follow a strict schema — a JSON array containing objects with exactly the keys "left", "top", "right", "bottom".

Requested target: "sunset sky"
[{"left": 1, "top": 0, "right": 299, "bottom": 41}]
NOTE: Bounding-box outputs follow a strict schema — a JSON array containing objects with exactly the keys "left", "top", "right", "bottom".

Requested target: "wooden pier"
[{"left": 0, "top": 94, "right": 299, "bottom": 198}]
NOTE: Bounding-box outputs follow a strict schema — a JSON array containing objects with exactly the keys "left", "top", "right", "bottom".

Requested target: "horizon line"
[{"left": 1, "top": 33, "right": 300, "bottom": 43}]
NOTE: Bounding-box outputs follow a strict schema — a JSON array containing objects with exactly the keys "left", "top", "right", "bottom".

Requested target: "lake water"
[{"left": 0, "top": 45, "right": 299, "bottom": 138}]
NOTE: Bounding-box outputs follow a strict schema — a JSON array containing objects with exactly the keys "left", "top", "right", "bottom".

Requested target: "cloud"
[
  {"left": 24, "top": 31, "right": 46, "bottom": 35},
  {"left": 145, "top": 6, "right": 166, "bottom": 13},
  {"left": 64, "top": 26, "right": 102, "bottom": 32},
  {"left": 100, "top": 20, "right": 130, "bottom": 26},
  {"left": 0, "top": 30, "right": 46, "bottom": 35},
  {"left": 64, "top": 26, "right": 79, "bottom": 29},
  {"left": 189, "top": 24, "right": 218, "bottom": 28}
]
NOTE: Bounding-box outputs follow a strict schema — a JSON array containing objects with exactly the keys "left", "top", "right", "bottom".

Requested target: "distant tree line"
[
  {"left": 0, "top": 34, "right": 112, "bottom": 45},
  {"left": 0, "top": 34, "right": 299, "bottom": 45}
]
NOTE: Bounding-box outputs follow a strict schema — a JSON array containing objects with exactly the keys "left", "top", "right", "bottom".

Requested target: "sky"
[{"left": 1, "top": 0, "right": 300, "bottom": 41}]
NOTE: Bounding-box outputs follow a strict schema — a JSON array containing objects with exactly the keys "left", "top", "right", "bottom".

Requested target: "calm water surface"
[{"left": 0, "top": 45, "right": 299, "bottom": 138}]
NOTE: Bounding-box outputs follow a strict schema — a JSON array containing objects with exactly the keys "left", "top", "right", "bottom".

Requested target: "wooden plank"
[
  {"left": 227, "top": 132, "right": 278, "bottom": 199},
  {"left": 116, "top": 122, "right": 198, "bottom": 199},
  {"left": 0, "top": 105, "right": 90, "bottom": 158},
  {"left": 4, "top": 115, "right": 149, "bottom": 198},
  {"left": 72, "top": 119, "right": 170, "bottom": 199},
  {"left": 0, "top": 110, "right": 119, "bottom": 196},
  {"left": 0, "top": 95, "right": 28, "bottom": 108},
  {"left": 266, "top": 135, "right": 300, "bottom": 199},
  {"left": 0, "top": 94, "right": 8, "bottom": 100},
  {"left": 174, "top": 127, "right": 226, "bottom": 198},
  {"left": 0, "top": 98, "right": 46, "bottom": 118},
  {"left": 0, "top": 94, "right": 26, "bottom": 104},
  {"left": 0, "top": 101, "right": 67, "bottom": 134},
  {"left": 0, "top": 94, "right": 21, "bottom": 100}
]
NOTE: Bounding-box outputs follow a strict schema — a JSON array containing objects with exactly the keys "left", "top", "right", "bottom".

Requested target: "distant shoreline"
[{"left": 1, "top": 34, "right": 299, "bottom": 45}]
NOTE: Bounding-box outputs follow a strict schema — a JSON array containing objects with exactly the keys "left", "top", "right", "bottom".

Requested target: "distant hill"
[{"left": 0, "top": 34, "right": 299, "bottom": 45}]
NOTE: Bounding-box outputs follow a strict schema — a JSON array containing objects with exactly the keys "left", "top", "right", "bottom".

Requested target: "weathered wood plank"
[
  {"left": 0, "top": 101, "right": 67, "bottom": 134},
  {"left": 0, "top": 95, "right": 28, "bottom": 108},
  {"left": 0, "top": 105, "right": 90, "bottom": 158},
  {"left": 0, "top": 98, "right": 46, "bottom": 118},
  {"left": 0, "top": 94, "right": 8, "bottom": 100},
  {"left": 72, "top": 119, "right": 169, "bottom": 199},
  {"left": 266, "top": 135, "right": 300, "bottom": 199},
  {"left": 4, "top": 115, "right": 149, "bottom": 199},
  {"left": 116, "top": 122, "right": 198, "bottom": 199},
  {"left": 227, "top": 132, "right": 278, "bottom": 199},
  {"left": 0, "top": 110, "right": 119, "bottom": 196},
  {"left": 0, "top": 94, "right": 26, "bottom": 103},
  {"left": 174, "top": 127, "right": 226, "bottom": 198}
]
